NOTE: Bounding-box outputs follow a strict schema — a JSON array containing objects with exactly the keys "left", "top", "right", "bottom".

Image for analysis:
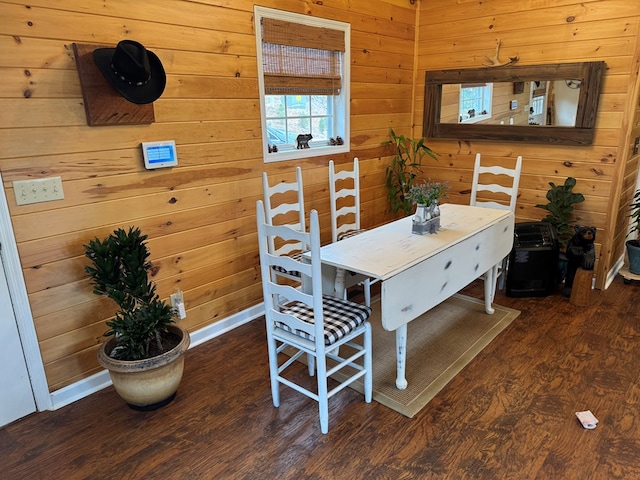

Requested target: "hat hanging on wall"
[{"left": 93, "top": 40, "right": 166, "bottom": 104}]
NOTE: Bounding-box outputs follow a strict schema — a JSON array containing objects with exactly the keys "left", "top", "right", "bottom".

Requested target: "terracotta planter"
[{"left": 98, "top": 324, "right": 190, "bottom": 410}]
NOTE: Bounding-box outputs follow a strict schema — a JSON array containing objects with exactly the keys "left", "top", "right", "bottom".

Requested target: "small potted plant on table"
[
  {"left": 408, "top": 179, "right": 449, "bottom": 234},
  {"left": 84, "top": 227, "right": 190, "bottom": 410}
]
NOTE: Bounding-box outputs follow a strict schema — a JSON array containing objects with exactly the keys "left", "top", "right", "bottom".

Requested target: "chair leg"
[
  {"left": 316, "top": 355, "right": 329, "bottom": 434},
  {"left": 363, "top": 323, "right": 372, "bottom": 403},
  {"left": 266, "top": 336, "right": 280, "bottom": 407},
  {"left": 498, "top": 256, "right": 508, "bottom": 290},
  {"left": 307, "top": 354, "right": 315, "bottom": 376}
]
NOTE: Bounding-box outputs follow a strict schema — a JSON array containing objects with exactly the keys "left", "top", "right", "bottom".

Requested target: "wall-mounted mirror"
[{"left": 423, "top": 61, "right": 605, "bottom": 145}]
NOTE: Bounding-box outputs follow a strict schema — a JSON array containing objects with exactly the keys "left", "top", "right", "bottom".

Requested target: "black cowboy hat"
[{"left": 93, "top": 40, "right": 166, "bottom": 105}]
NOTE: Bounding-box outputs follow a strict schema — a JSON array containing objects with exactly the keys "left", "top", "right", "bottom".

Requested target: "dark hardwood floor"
[{"left": 2, "top": 276, "right": 639, "bottom": 479}]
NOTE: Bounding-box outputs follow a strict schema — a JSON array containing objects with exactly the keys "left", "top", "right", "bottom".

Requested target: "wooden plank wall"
[
  {"left": 0, "top": 0, "right": 416, "bottom": 391},
  {"left": 414, "top": 0, "right": 640, "bottom": 289}
]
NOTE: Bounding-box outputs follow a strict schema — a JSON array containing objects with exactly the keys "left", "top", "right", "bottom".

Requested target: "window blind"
[{"left": 261, "top": 18, "right": 344, "bottom": 95}]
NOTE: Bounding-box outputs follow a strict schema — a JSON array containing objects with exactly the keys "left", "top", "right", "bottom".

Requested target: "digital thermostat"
[{"left": 142, "top": 141, "right": 178, "bottom": 169}]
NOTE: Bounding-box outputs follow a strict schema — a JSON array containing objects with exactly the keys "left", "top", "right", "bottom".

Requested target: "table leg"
[
  {"left": 484, "top": 264, "right": 498, "bottom": 314},
  {"left": 395, "top": 324, "right": 408, "bottom": 390},
  {"left": 334, "top": 267, "right": 346, "bottom": 299}
]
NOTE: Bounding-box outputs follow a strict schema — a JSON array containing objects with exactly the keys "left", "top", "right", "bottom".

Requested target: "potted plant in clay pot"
[
  {"left": 383, "top": 128, "right": 439, "bottom": 216},
  {"left": 626, "top": 188, "right": 640, "bottom": 275},
  {"left": 84, "top": 227, "right": 190, "bottom": 410},
  {"left": 407, "top": 179, "right": 449, "bottom": 234}
]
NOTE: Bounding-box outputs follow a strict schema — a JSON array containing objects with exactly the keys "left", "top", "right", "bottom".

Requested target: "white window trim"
[
  {"left": 459, "top": 83, "right": 493, "bottom": 124},
  {"left": 461, "top": 113, "right": 492, "bottom": 125},
  {"left": 254, "top": 6, "right": 350, "bottom": 163}
]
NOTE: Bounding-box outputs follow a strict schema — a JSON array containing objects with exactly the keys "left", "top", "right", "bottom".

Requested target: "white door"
[
  {"left": 0, "top": 243, "right": 36, "bottom": 427},
  {"left": 529, "top": 81, "right": 549, "bottom": 126}
]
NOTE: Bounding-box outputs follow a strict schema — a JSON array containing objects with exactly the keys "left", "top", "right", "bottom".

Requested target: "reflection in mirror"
[
  {"left": 440, "top": 80, "right": 582, "bottom": 127},
  {"left": 423, "top": 62, "right": 605, "bottom": 145}
]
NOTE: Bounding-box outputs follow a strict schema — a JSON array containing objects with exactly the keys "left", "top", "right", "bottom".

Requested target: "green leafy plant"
[
  {"left": 84, "top": 227, "right": 176, "bottom": 361},
  {"left": 408, "top": 180, "right": 449, "bottom": 206},
  {"left": 383, "top": 128, "right": 438, "bottom": 215},
  {"left": 535, "top": 177, "right": 585, "bottom": 249},
  {"left": 628, "top": 188, "right": 640, "bottom": 245}
]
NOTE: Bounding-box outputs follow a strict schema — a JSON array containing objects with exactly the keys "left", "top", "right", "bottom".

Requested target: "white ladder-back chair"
[
  {"left": 262, "top": 167, "right": 306, "bottom": 283},
  {"left": 329, "top": 158, "right": 366, "bottom": 242},
  {"left": 329, "top": 158, "right": 373, "bottom": 306},
  {"left": 256, "top": 200, "right": 373, "bottom": 434},
  {"left": 470, "top": 153, "right": 522, "bottom": 212},
  {"left": 470, "top": 153, "right": 523, "bottom": 297}
]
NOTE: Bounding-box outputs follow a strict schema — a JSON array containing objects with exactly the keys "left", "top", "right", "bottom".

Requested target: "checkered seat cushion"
[
  {"left": 279, "top": 295, "right": 372, "bottom": 345},
  {"left": 337, "top": 229, "right": 367, "bottom": 241},
  {"left": 271, "top": 251, "right": 305, "bottom": 278}
]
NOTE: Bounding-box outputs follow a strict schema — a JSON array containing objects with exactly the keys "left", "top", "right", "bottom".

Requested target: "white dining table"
[{"left": 315, "top": 203, "right": 515, "bottom": 389}]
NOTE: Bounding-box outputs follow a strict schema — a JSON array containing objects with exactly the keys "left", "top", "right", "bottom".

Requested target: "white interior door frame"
[
  {"left": 0, "top": 172, "right": 51, "bottom": 411},
  {"left": 0, "top": 249, "right": 36, "bottom": 426}
]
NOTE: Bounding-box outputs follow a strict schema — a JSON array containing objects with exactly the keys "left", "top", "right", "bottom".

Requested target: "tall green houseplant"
[
  {"left": 535, "top": 177, "right": 585, "bottom": 249},
  {"left": 84, "top": 226, "right": 177, "bottom": 361},
  {"left": 85, "top": 227, "right": 190, "bottom": 410},
  {"left": 383, "top": 128, "right": 438, "bottom": 216}
]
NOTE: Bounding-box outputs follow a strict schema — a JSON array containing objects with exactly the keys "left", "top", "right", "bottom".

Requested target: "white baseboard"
[
  {"left": 605, "top": 254, "right": 625, "bottom": 289},
  {"left": 49, "top": 302, "right": 265, "bottom": 411}
]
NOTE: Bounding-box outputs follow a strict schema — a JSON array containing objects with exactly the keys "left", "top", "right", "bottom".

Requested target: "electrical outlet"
[
  {"left": 13, "top": 177, "right": 64, "bottom": 205},
  {"left": 170, "top": 290, "right": 186, "bottom": 319}
]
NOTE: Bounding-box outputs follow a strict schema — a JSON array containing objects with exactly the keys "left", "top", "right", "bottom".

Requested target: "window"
[
  {"left": 459, "top": 83, "right": 493, "bottom": 124},
  {"left": 255, "top": 7, "right": 350, "bottom": 163}
]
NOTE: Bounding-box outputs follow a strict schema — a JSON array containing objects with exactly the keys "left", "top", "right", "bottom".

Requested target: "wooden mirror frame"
[{"left": 423, "top": 61, "right": 605, "bottom": 145}]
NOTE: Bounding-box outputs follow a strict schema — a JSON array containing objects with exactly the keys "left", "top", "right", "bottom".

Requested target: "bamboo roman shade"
[{"left": 261, "top": 18, "right": 345, "bottom": 95}]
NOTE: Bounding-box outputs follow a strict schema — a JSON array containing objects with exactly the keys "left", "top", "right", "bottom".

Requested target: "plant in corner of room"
[
  {"left": 383, "top": 128, "right": 439, "bottom": 216},
  {"left": 625, "top": 188, "right": 640, "bottom": 275},
  {"left": 84, "top": 226, "right": 190, "bottom": 409},
  {"left": 535, "top": 177, "right": 585, "bottom": 250},
  {"left": 628, "top": 189, "right": 640, "bottom": 245}
]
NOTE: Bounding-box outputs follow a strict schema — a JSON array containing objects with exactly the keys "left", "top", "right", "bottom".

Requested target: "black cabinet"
[{"left": 506, "top": 222, "right": 559, "bottom": 297}]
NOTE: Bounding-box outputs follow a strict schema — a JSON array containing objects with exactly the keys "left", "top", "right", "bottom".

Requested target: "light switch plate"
[
  {"left": 170, "top": 290, "right": 187, "bottom": 319},
  {"left": 13, "top": 177, "right": 64, "bottom": 205}
]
